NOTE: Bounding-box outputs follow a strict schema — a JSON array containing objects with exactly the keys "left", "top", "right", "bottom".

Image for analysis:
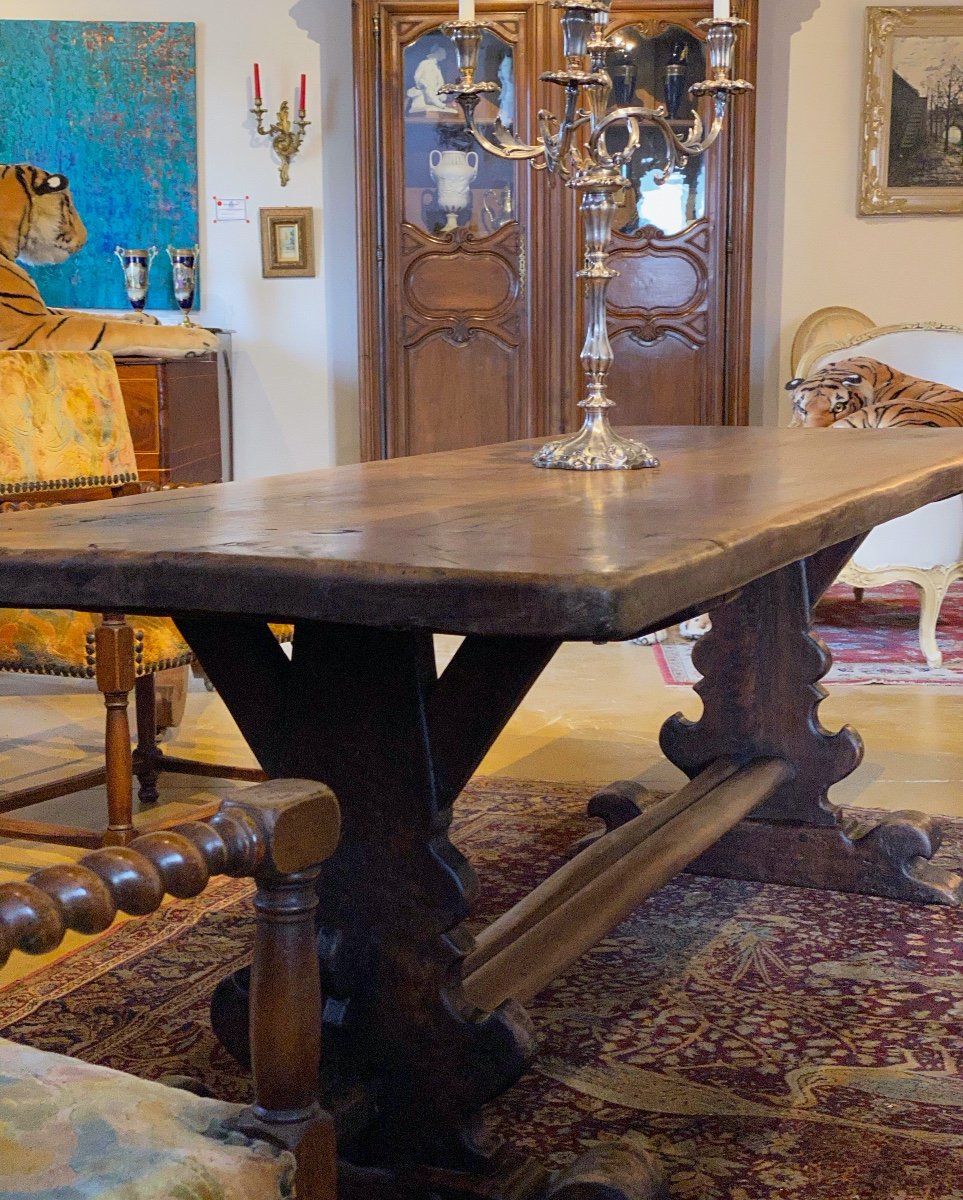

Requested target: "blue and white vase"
[
  {"left": 167, "top": 244, "right": 200, "bottom": 326},
  {"left": 663, "top": 42, "right": 688, "bottom": 121},
  {"left": 114, "top": 246, "right": 157, "bottom": 311}
]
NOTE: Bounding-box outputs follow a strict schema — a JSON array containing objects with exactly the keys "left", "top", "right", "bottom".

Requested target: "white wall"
[
  {"left": 15, "top": 1, "right": 959, "bottom": 462},
  {"left": 752, "top": 0, "right": 963, "bottom": 426},
  {"left": 3, "top": 0, "right": 360, "bottom": 478}
]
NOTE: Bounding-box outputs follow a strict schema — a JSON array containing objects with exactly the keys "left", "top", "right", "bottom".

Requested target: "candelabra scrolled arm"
[
  {"left": 446, "top": 91, "right": 593, "bottom": 181},
  {"left": 454, "top": 99, "right": 547, "bottom": 163},
  {"left": 589, "top": 98, "right": 724, "bottom": 182}
]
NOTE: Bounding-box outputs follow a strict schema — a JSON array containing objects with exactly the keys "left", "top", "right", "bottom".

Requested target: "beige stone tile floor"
[{"left": 1, "top": 635, "right": 961, "bottom": 983}]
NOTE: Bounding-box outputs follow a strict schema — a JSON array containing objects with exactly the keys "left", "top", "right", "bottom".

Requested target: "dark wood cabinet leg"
[
  {"left": 660, "top": 546, "right": 963, "bottom": 905},
  {"left": 153, "top": 664, "right": 189, "bottom": 732},
  {"left": 133, "top": 675, "right": 161, "bottom": 806}
]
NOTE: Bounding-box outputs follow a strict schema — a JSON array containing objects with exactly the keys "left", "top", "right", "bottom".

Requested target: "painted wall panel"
[{"left": 0, "top": 20, "right": 198, "bottom": 311}]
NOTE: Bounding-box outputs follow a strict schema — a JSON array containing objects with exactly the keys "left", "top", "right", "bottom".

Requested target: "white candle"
[
  {"left": 713, "top": 0, "right": 730, "bottom": 18},
  {"left": 459, "top": 0, "right": 475, "bottom": 21}
]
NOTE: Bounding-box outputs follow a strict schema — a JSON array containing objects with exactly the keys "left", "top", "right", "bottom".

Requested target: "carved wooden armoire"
[{"left": 354, "top": 0, "right": 757, "bottom": 460}]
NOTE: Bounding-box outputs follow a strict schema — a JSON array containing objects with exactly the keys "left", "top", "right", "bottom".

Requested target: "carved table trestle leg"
[
  {"left": 658, "top": 541, "right": 963, "bottom": 906},
  {"left": 175, "top": 616, "right": 668, "bottom": 1199}
]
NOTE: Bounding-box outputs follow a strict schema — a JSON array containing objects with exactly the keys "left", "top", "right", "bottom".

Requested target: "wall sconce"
[{"left": 251, "top": 65, "right": 310, "bottom": 187}]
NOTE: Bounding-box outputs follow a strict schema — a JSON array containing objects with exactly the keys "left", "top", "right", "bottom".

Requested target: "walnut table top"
[{"left": 1, "top": 426, "right": 962, "bottom": 640}]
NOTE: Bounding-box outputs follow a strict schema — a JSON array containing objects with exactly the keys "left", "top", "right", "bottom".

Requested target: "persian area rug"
[
  {"left": 655, "top": 581, "right": 963, "bottom": 686},
  {"left": 2, "top": 776, "right": 963, "bottom": 1200}
]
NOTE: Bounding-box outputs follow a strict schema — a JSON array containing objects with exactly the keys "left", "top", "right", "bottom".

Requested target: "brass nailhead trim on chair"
[
  {"left": 0, "top": 471, "right": 137, "bottom": 496},
  {"left": 0, "top": 662, "right": 97, "bottom": 679},
  {"left": 1, "top": 625, "right": 194, "bottom": 681}
]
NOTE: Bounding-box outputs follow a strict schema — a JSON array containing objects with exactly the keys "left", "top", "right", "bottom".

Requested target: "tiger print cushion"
[
  {"left": 0, "top": 348, "right": 138, "bottom": 493},
  {"left": 789, "top": 356, "right": 963, "bottom": 428}
]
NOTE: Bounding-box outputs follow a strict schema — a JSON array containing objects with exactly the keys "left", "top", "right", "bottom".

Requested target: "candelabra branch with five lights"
[{"left": 440, "top": 0, "right": 752, "bottom": 470}]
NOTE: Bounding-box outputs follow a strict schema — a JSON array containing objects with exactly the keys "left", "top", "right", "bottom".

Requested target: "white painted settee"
[{"left": 794, "top": 313, "right": 963, "bottom": 667}]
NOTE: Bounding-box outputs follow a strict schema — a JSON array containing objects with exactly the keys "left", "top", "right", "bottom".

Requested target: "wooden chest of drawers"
[{"left": 114, "top": 350, "right": 231, "bottom": 485}]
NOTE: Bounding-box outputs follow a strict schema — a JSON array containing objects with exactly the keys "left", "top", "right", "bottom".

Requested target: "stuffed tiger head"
[
  {"left": 0, "top": 163, "right": 87, "bottom": 266},
  {"left": 786, "top": 357, "right": 883, "bottom": 427}
]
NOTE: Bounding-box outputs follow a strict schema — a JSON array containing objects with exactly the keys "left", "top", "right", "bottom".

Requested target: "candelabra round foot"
[{"left": 532, "top": 411, "right": 660, "bottom": 471}]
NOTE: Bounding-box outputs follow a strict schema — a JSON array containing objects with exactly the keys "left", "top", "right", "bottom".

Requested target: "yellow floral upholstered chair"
[
  {"left": 0, "top": 349, "right": 283, "bottom": 847},
  {"left": 0, "top": 779, "right": 340, "bottom": 1199}
]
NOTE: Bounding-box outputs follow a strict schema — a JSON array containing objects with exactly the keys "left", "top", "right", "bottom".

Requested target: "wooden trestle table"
[{"left": 2, "top": 427, "right": 962, "bottom": 1200}]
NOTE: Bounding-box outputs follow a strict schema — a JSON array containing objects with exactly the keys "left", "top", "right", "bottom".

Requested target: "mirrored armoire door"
[
  {"left": 356, "top": 4, "right": 540, "bottom": 459},
  {"left": 575, "top": 7, "right": 757, "bottom": 428}
]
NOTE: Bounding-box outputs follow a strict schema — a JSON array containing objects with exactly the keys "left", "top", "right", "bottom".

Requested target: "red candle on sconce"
[
  {"left": 253, "top": 62, "right": 261, "bottom": 101},
  {"left": 299, "top": 73, "right": 306, "bottom": 112}
]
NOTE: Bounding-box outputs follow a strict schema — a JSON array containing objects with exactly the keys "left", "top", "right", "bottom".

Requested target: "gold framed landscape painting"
[
  {"left": 260, "top": 206, "right": 315, "bottom": 277},
  {"left": 861, "top": 6, "right": 963, "bottom": 214}
]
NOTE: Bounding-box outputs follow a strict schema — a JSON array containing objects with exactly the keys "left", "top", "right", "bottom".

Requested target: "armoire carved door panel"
[
  {"left": 605, "top": 213, "right": 722, "bottom": 425},
  {"left": 370, "top": 8, "right": 536, "bottom": 458}
]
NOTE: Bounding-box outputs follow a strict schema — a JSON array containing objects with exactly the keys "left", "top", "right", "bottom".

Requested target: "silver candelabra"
[{"left": 440, "top": 1, "right": 752, "bottom": 470}]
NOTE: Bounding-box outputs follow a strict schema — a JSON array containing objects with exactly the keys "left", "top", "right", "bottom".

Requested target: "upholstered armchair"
[
  {"left": 0, "top": 778, "right": 340, "bottom": 1199},
  {"left": 0, "top": 349, "right": 284, "bottom": 846},
  {"left": 793, "top": 313, "right": 963, "bottom": 666}
]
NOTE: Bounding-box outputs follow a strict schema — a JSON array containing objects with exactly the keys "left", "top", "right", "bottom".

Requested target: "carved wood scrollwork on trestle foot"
[
  {"left": 577, "top": 543, "right": 962, "bottom": 906},
  {"left": 657, "top": 545, "right": 963, "bottom": 906}
]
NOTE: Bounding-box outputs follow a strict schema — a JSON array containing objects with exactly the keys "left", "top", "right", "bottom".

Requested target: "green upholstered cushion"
[{"left": 0, "top": 1037, "right": 295, "bottom": 1198}]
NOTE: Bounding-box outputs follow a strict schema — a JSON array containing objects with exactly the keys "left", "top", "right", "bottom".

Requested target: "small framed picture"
[{"left": 259, "top": 206, "right": 315, "bottom": 276}]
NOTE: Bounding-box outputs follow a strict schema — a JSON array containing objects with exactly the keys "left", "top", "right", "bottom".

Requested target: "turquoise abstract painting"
[{"left": 0, "top": 21, "right": 198, "bottom": 311}]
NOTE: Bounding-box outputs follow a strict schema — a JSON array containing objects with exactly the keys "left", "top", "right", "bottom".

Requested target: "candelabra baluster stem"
[
  {"left": 533, "top": 176, "right": 660, "bottom": 470},
  {"left": 580, "top": 185, "right": 617, "bottom": 406}
]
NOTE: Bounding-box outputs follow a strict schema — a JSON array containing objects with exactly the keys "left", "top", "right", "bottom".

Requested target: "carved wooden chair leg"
[
  {"left": 95, "top": 613, "right": 137, "bottom": 847},
  {"left": 133, "top": 674, "right": 163, "bottom": 806},
  {"left": 911, "top": 575, "right": 947, "bottom": 669},
  {"left": 237, "top": 810, "right": 338, "bottom": 1199}
]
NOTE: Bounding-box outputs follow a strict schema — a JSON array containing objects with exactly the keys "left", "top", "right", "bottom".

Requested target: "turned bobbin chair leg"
[{"left": 238, "top": 806, "right": 339, "bottom": 1199}]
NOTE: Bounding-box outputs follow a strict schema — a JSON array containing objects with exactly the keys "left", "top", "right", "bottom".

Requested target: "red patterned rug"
[
  {"left": 2, "top": 777, "right": 963, "bottom": 1199},
  {"left": 655, "top": 582, "right": 963, "bottom": 686}
]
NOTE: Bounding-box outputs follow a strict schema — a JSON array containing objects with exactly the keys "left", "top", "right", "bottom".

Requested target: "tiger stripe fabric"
[
  {"left": 834, "top": 399, "right": 963, "bottom": 429},
  {"left": 0, "top": 163, "right": 216, "bottom": 358},
  {"left": 787, "top": 356, "right": 963, "bottom": 427}
]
